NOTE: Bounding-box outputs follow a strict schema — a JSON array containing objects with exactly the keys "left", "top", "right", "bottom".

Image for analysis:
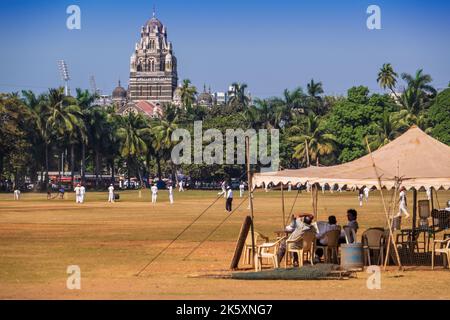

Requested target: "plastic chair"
[
  {"left": 316, "top": 229, "right": 341, "bottom": 264},
  {"left": 255, "top": 237, "right": 286, "bottom": 271},
  {"left": 284, "top": 230, "right": 316, "bottom": 268},
  {"left": 432, "top": 237, "right": 450, "bottom": 270},
  {"left": 343, "top": 226, "right": 357, "bottom": 244},
  {"left": 243, "top": 231, "right": 269, "bottom": 265},
  {"left": 362, "top": 228, "right": 385, "bottom": 266}
]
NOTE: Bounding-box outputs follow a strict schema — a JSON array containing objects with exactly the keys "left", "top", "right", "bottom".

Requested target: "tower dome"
[{"left": 112, "top": 81, "right": 127, "bottom": 100}]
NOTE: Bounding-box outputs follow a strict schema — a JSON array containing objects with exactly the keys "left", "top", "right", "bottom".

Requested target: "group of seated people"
[{"left": 277, "top": 209, "right": 359, "bottom": 267}]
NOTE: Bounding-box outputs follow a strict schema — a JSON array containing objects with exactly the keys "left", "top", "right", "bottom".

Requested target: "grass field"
[{"left": 1, "top": 189, "right": 449, "bottom": 300}]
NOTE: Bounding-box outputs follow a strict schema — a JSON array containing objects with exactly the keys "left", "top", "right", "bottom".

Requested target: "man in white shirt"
[
  {"left": 225, "top": 186, "right": 233, "bottom": 212},
  {"left": 151, "top": 184, "right": 158, "bottom": 204},
  {"left": 395, "top": 186, "right": 410, "bottom": 218},
  {"left": 80, "top": 184, "right": 86, "bottom": 203},
  {"left": 287, "top": 182, "right": 292, "bottom": 192},
  {"left": 14, "top": 189, "right": 21, "bottom": 200},
  {"left": 239, "top": 182, "right": 245, "bottom": 198},
  {"left": 74, "top": 184, "right": 82, "bottom": 204},
  {"left": 178, "top": 181, "right": 184, "bottom": 192},
  {"left": 108, "top": 184, "right": 115, "bottom": 203},
  {"left": 168, "top": 184, "right": 174, "bottom": 204},
  {"left": 364, "top": 186, "right": 370, "bottom": 202},
  {"left": 220, "top": 181, "right": 227, "bottom": 198}
]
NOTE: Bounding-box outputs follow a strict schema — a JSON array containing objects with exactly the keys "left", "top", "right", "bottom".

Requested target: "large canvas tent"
[{"left": 254, "top": 126, "right": 450, "bottom": 191}]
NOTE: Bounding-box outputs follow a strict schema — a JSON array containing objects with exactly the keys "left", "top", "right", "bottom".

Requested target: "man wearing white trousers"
[
  {"left": 74, "top": 184, "right": 82, "bottom": 204},
  {"left": 239, "top": 182, "right": 245, "bottom": 198},
  {"left": 80, "top": 184, "right": 86, "bottom": 203},
  {"left": 395, "top": 186, "right": 410, "bottom": 219},
  {"left": 168, "top": 184, "right": 174, "bottom": 204},
  {"left": 151, "top": 184, "right": 158, "bottom": 204},
  {"left": 108, "top": 184, "right": 115, "bottom": 203},
  {"left": 14, "top": 189, "right": 21, "bottom": 200}
]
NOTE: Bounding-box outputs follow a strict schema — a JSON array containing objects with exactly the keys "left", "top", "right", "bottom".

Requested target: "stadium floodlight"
[{"left": 57, "top": 60, "right": 71, "bottom": 96}]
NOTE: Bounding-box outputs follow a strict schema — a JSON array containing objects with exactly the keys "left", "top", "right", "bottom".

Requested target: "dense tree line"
[{"left": 0, "top": 65, "right": 449, "bottom": 191}]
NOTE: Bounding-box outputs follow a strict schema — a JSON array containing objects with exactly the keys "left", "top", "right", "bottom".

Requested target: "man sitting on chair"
[
  {"left": 278, "top": 214, "right": 317, "bottom": 267},
  {"left": 316, "top": 215, "right": 341, "bottom": 246}
]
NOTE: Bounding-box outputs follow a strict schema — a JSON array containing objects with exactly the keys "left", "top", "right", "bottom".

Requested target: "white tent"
[{"left": 254, "top": 126, "right": 450, "bottom": 191}]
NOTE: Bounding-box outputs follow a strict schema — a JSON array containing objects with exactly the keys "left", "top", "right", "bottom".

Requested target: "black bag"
[{"left": 114, "top": 193, "right": 120, "bottom": 200}]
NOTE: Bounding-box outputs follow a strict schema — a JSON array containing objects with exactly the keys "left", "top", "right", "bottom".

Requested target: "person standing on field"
[
  {"left": 178, "top": 180, "right": 184, "bottom": 192},
  {"left": 168, "top": 184, "right": 174, "bottom": 204},
  {"left": 151, "top": 184, "right": 158, "bottom": 204},
  {"left": 395, "top": 186, "right": 410, "bottom": 219},
  {"left": 239, "top": 182, "right": 245, "bottom": 198},
  {"left": 364, "top": 186, "right": 370, "bottom": 202},
  {"left": 108, "top": 184, "right": 115, "bottom": 203},
  {"left": 14, "top": 189, "right": 21, "bottom": 200},
  {"left": 80, "top": 184, "right": 86, "bottom": 203},
  {"left": 225, "top": 186, "right": 233, "bottom": 213},
  {"left": 358, "top": 187, "right": 364, "bottom": 207},
  {"left": 74, "top": 184, "right": 82, "bottom": 204}
]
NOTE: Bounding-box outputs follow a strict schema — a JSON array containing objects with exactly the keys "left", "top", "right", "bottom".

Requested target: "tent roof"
[{"left": 254, "top": 126, "right": 450, "bottom": 190}]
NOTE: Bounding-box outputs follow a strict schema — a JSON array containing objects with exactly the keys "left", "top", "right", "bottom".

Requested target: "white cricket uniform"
[
  {"left": 74, "top": 186, "right": 82, "bottom": 203},
  {"left": 239, "top": 184, "right": 245, "bottom": 198},
  {"left": 178, "top": 181, "right": 184, "bottom": 192},
  {"left": 80, "top": 186, "right": 86, "bottom": 203},
  {"left": 151, "top": 186, "right": 158, "bottom": 203},
  {"left": 108, "top": 186, "right": 115, "bottom": 202},
  {"left": 364, "top": 187, "right": 370, "bottom": 202},
  {"left": 14, "top": 190, "right": 21, "bottom": 200},
  {"left": 288, "top": 182, "right": 292, "bottom": 192},
  {"left": 168, "top": 186, "right": 174, "bottom": 204},
  {"left": 221, "top": 182, "right": 227, "bottom": 198},
  {"left": 396, "top": 190, "right": 410, "bottom": 218}
]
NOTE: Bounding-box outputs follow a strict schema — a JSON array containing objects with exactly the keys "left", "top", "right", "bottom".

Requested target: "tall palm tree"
[
  {"left": 116, "top": 112, "right": 151, "bottom": 187},
  {"left": 307, "top": 79, "right": 324, "bottom": 99},
  {"left": 151, "top": 119, "right": 178, "bottom": 180},
  {"left": 377, "top": 63, "right": 400, "bottom": 100},
  {"left": 367, "top": 109, "right": 408, "bottom": 150},
  {"left": 228, "top": 82, "right": 250, "bottom": 110},
  {"left": 306, "top": 79, "right": 326, "bottom": 115},
  {"left": 180, "top": 79, "right": 197, "bottom": 108},
  {"left": 46, "top": 89, "right": 85, "bottom": 189},
  {"left": 289, "top": 113, "right": 337, "bottom": 166}
]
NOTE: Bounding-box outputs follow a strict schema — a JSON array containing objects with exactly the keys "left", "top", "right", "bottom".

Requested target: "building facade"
[{"left": 128, "top": 12, "right": 178, "bottom": 104}]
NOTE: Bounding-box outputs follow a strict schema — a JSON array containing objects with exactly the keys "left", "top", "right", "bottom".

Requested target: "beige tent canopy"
[{"left": 254, "top": 126, "right": 450, "bottom": 191}]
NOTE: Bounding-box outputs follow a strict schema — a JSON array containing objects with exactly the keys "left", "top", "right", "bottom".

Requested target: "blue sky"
[{"left": 0, "top": 0, "right": 449, "bottom": 98}]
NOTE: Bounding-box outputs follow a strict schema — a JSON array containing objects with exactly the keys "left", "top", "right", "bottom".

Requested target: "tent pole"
[
  {"left": 430, "top": 187, "right": 434, "bottom": 210},
  {"left": 384, "top": 183, "right": 400, "bottom": 268},
  {"left": 281, "top": 183, "right": 286, "bottom": 230},
  {"left": 365, "top": 138, "right": 403, "bottom": 270},
  {"left": 246, "top": 136, "right": 256, "bottom": 268}
]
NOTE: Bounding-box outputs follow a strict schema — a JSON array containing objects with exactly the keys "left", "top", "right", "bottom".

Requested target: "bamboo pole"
[
  {"left": 246, "top": 136, "right": 256, "bottom": 268},
  {"left": 281, "top": 183, "right": 286, "bottom": 230},
  {"left": 365, "top": 137, "right": 403, "bottom": 270},
  {"left": 384, "top": 182, "right": 400, "bottom": 268}
]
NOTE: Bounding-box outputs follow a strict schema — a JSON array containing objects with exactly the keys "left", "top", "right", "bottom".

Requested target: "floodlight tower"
[{"left": 58, "top": 60, "right": 71, "bottom": 96}]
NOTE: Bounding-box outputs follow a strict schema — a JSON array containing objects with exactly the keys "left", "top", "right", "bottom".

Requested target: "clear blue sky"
[{"left": 0, "top": 0, "right": 449, "bottom": 98}]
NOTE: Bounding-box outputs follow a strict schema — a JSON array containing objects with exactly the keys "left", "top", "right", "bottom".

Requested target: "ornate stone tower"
[{"left": 129, "top": 11, "right": 178, "bottom": 104}]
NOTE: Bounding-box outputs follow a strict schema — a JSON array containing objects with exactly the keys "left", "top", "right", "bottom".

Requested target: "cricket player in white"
[
  {"left": 426, "top": 187, "right": 432, "bottom": 201},
  {"left": 287, "top": 182, "right": 292, "bottom": 192},
  {"left": 168, "top": 185, "right": 174, "bottom": 204},
  {"left": 364, "top": 186, "right": 370, "bottom": 202},
  {"left": 108, "top": 184, "right": 115, "bottom": 203},
  {"left": 395, "top": 187, "right": 410, "bottom": 219},
  {"left": 151, "top": 184, "right": 158, "bottom": 204},
  {"left": 220, "top": 181, "right": 227, "bottom": 198},
  {"left": 80, "top": 184, "right": 86, "bottom": 203},
  {"left": 74, "top": 184, "right": 82, "bottom": 204},
  {"left": 239, "top": 182, "right": 245, "bottom": 198},
  {"left": 14, "top": 189, "right": 21, "bottom": 200},
  {"left": 178, "top": 181, "right": 184, "bottom": 192}
]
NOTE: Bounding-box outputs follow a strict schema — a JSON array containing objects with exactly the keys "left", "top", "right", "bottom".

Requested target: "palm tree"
[
  {"left": 180, "top": 79, "right": 197, "bottom": 108},
  {"left": 377, "top": 63, "right": 399, "bottom": 100},
  {"left": 289, "top": 113, "right": 337, "bottom": 166},
  {"left": 116, "top": 112, "right": 151, "bottom": 187},
  {"left": 307, "top": 79, "right": 324, "bottom": 99},
  {"left": 46, "top": 89, "right": 86, "bottom": 189},
  {"left": 400, "top": 69, "right": 437, "bottom": 114},
  {"left": 151, "top": 119, "right": 178, "bottom": 180},
  {"left": 367, "top": 110, "right": 408, "bottom": 150},
  {"left": 306, "top": 79, "right": 326, "bottom": 115},
  {"left": 228, "top": 82, "right": 250, "bottom": 111}
]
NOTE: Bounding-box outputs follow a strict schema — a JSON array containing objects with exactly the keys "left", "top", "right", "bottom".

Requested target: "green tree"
[
  {"left": 429, "top": 88, "right": 450, "bottom": 145},
  {"left": 180, "top": 79, "right": 197, "bottom": 108}
]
